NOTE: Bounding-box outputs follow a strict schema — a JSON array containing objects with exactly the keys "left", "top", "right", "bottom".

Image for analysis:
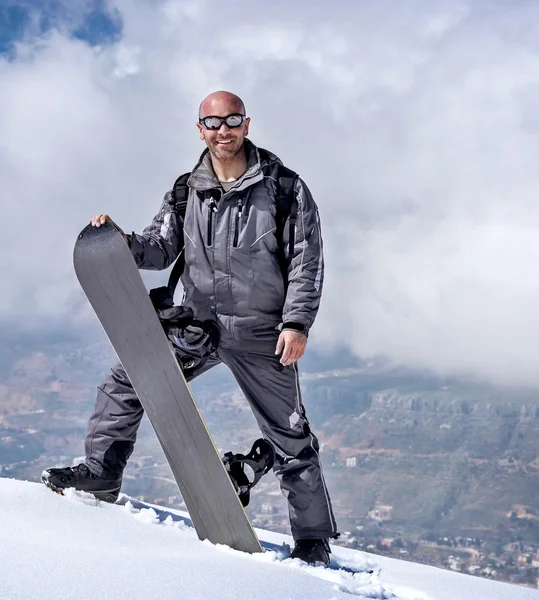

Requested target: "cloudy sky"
[{"left": 2, "top": 0, "right": 539, "bottom": 385}]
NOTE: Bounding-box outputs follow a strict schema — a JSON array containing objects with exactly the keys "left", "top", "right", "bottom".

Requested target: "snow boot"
[
  {"left": 41, "top": 464, "right": 121, "bottom": 503},
  {"left": 290, "top": 538, "right": 331, "bottom": 566}
]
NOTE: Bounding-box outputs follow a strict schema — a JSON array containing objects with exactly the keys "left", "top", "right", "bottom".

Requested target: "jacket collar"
[{"left": 188, "top": 139, "right": 265, "bottom": 193}]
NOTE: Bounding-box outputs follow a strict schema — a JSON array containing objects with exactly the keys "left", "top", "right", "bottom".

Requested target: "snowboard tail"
[{"left": 73, "top": 223, "right": 262, "bottom": 554}]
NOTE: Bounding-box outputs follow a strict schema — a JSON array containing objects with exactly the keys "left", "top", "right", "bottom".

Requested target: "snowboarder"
[{"left": 43, "top": 91, "right": 338, "bottom": 566}]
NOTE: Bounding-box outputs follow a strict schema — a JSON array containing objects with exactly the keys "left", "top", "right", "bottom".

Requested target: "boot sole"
[{"left": 41, "top": 474, "right": 119, "bottom": 503}]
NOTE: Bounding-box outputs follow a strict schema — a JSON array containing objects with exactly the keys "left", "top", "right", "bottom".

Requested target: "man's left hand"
[{"left": 275, "top": 330, "right": 307, "bottom": 366}]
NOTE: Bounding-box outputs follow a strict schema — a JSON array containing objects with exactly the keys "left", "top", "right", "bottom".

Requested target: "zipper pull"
[
  {"left": 233, "top": 199, "right": 243, "bottom": 248},
  {"left": 207, "top": 197, "right": 217, "bottom": 246}
]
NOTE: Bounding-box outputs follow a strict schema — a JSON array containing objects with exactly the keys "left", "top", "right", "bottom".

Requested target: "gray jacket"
[{"left": 129, "top": 140, "right": 324, "bottom": 349}]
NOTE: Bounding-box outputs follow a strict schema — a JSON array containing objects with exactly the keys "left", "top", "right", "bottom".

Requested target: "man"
[{"left": 43, "top": 91, "right": 338, "bottom": 565}]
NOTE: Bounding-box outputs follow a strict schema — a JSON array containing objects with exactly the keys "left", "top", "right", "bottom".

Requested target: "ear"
[
  {"left": 196, "top": 122, "right": 205, "bottom": 140},
  {"left": 243, "top": 117, "right": 251, "bottom": 137}
]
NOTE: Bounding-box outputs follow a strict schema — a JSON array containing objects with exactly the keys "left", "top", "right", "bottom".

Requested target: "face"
[{"left": 197, "top": 98, "right": 250, "bottom": 161}]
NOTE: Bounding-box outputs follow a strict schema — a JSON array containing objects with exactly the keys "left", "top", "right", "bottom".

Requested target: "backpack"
[{"left": 165, "top": 164, "right": 298, "bottom": 298}]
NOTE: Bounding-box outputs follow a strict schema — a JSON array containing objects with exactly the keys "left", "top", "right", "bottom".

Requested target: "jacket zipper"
[
  {"left": 207, "top": 198, "right": 218, "bottom": 245},
  {"left": 233, "top": 198, "right": 243, "bottom": 247}
]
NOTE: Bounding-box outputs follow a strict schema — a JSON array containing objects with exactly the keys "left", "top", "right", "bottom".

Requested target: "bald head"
[
  {"left": 196, "top": 91, "right": 250, "bottom": 164},
  {"left": 199, "top": 91, "right": 246, "bottom": 118}
]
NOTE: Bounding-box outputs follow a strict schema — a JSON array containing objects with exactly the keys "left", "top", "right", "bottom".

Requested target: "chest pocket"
[
  {"left": 233, "top": 186, "right": 278, "bottom": 252},
  {"left": 240, "top": 186, "right": 285, "bottom": 315},
  {"left": 182, "top": 190, "right": 209, "bottom": 250}
]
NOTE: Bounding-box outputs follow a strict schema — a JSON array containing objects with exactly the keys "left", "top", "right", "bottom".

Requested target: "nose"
[{"left": 219, "top": 122, "right": 231, "bottom": 132}]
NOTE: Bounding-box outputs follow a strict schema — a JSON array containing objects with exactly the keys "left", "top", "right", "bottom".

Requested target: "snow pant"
[{"left": 84, "top": 345, "right": 338, "bottom": 541}]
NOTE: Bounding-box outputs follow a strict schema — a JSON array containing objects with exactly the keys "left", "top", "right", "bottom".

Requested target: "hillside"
[
  {"left": 1, "top": 338, "right": 538, "bottom": 586},
  {"left": 0, "top": 478, "right": 537, "bottom": 600}
]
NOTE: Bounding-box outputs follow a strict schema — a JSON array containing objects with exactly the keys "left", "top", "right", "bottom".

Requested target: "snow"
[{"left": 0, "top": 478, "right": 537, "bottom": 600}]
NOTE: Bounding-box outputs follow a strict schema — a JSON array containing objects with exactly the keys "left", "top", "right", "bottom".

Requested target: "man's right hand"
[{"left": 90, "top": 214, "right": 127, "bottom": 242}]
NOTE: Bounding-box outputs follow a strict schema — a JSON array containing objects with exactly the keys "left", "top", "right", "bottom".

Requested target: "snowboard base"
[{"left": 73, "top": 222, "right": 261, "bottom": 553}]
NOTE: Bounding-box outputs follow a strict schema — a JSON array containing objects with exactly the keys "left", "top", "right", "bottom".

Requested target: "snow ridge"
[{"left": 0, "top": 478, "right": 536, "bottom": 600}]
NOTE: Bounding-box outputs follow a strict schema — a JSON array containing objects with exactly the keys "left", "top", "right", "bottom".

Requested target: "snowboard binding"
[{"left": 223, "top": 438, "right": 276, "bottom": 507}]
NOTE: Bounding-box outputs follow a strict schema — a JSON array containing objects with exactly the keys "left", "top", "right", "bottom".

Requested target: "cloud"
[{"left": 2, "top": 0, "right": 539, "bottom": 385}]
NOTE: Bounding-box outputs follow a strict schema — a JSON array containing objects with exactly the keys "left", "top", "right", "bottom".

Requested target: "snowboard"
[{"left": 73, "top": 222, "right": 262, "bottom": 554}]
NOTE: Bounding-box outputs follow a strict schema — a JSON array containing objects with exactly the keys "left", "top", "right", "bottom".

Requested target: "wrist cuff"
[{"left": 282, "top": 322, "right": 306, "bottom": 333}]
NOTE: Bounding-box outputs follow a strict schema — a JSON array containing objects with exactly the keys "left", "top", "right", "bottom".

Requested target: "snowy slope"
[{"left": 0, "top": 478, "right": 536, "bottom": 600}]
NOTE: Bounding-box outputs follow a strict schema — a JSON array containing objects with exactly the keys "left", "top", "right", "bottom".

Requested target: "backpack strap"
[
  {"left": 275, "top": 165, "right": 299, "bottom": 286},
  {"left": 167, "top": 172, "right": 191, "bottom": 295},
  {"left": 172, "top": 172, "right": 191, "bottom": 216}
]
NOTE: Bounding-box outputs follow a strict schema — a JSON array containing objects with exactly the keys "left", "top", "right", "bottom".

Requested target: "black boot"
[
  {"left": 290, "top": 538, "right": 331, "bottom": 566},
  {"left": 41, "top": 464, "right": 121, "bottom": 503}
]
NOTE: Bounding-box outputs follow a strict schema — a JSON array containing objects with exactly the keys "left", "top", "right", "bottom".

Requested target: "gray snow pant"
[{"left": 84, "top": 345, "right": 338, "bottom": 541}]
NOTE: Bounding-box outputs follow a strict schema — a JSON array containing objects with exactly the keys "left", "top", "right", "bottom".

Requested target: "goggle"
[{"left": 198, "top": 113, "right": 247, "bottom": 130}]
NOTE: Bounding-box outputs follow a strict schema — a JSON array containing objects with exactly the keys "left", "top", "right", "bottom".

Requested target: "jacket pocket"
[
  {"left": 206, "top": 198, "right": 218, "bottom": 246},
  {"left": 232, "top": 198, "right": 244, "bottom": 248},
  {"left": 250, "top": 247, "right": 286, "bottom": 317}
]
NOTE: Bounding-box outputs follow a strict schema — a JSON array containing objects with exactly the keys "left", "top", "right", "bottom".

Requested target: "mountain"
[{"left": 1, "top": 335, "right": 538, "bottom": 587}]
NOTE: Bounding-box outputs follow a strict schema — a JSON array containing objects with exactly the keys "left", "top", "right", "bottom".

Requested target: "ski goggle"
[{"left": 198, "top": 113, "right": 247, "bottom": 130}]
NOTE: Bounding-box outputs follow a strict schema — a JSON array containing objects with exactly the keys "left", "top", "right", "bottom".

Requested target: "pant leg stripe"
[{"left": 293, "top": 362, "right": 338, "bottom": 535}]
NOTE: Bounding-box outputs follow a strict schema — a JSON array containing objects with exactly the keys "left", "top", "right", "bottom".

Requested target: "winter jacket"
[{"left": 129, "top": 139, "right": 324, "bottom": 349}]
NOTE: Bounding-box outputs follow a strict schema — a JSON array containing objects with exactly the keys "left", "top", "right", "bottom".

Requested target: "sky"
[
  {"left": 2, "top": 0, "right": 539, "bottom": 385},
  {"left": 1, "top": 478, "right": 536, "bottom": 600}
]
